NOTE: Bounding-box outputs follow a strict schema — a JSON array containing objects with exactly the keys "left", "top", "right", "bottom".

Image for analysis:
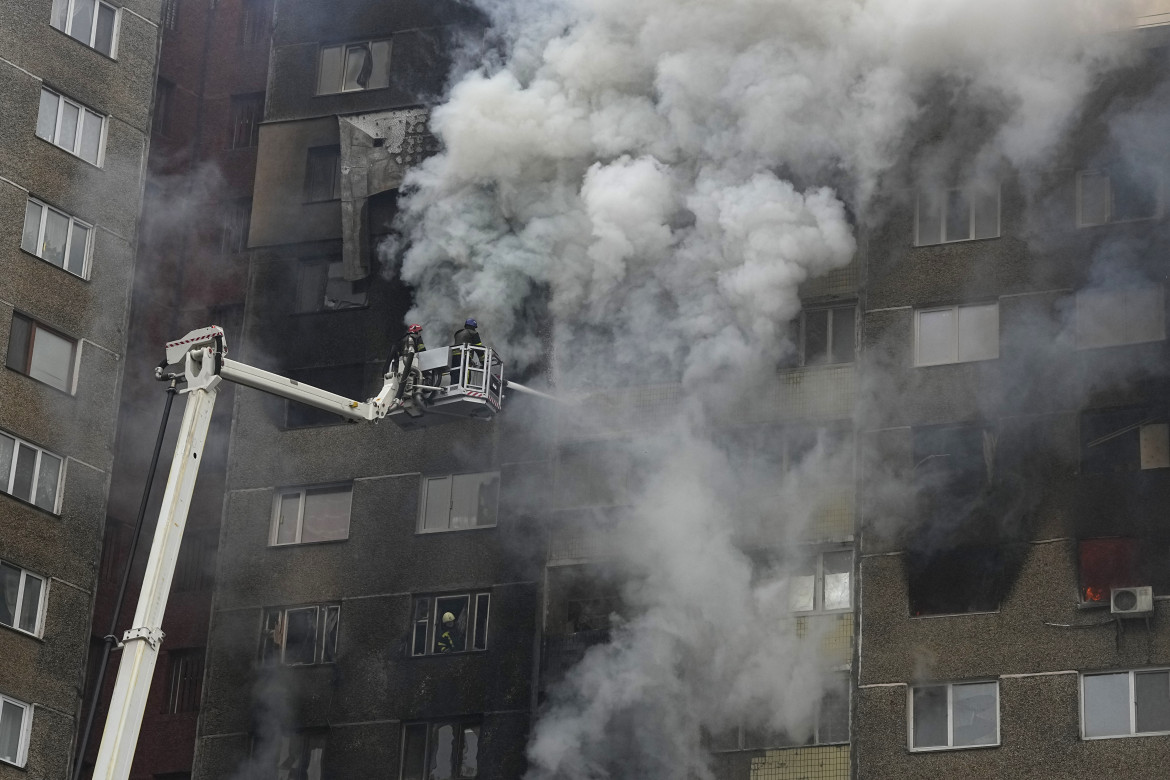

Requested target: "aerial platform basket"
[{"left": 387, "top": 345, "right": 504, "bottom": 430}]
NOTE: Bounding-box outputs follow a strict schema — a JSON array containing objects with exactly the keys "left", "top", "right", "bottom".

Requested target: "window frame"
[
  {"left": 50, "top": 0, "right": 121, "bottom": 58},
  {"left": 788, "top": 548, "right": 853, "bottom": 614},
  {"left": 268, "top": 483, "right": 352, "bottom": 546},
  {"left": 164, "top": 648, "right": 205, "bottom": 714},
  {"left": 795, "top": 305, "right": 856, "bottom": 366},
  {"left": 417, "top": 471, "right": 501, "bottom": 533},
  {"left": 316, "top": 39, "right": 394, "bottom": 95},
  {"left": 303, "top": 145, "right": 342, "bottom": 203},
  {"left": 260, "top": 603, "right": 340, "bottom": 666},
  {"left": 410, "top": 591, "right": 491, "bottom": 656},
  {"left": 20, "top": 196, "right": 92, "bottom": 279},
  {"left": 7, "top": 312, "right": 80, "bottom": 394},
  {"left": 238, "top": 0, "right": 270, "bottom": 46},
  {"left": 914, "top": 302, "right": 999, "bottom": 367},
  {"left": 908, "top": 680, "right": 1000, "bottom": 752},
  {"left": 0, "top": 560, "right": 48, "bottom": 638},
  {"left": 914, "top": 185, "right": 1001, "bottom": 246},
  {"left": 0, "top": 692, "right": 32, "bottom": 768},
  {"left": 1074, "top": 286, "right": 1166, "bottom": 350},
  {"left": 36, "top": 87, "right": 108, "bottom": 166},
  {"left": 294, "top": 258, "right": 369, "bottom": 313},
  {"left": 228, "top": 92, "right": 264, "bottom": 149},
  {"left": 1077, "top": 169, "right": 1163, "bottom": 228},
  {"left": 1081, "top": 669, "right": 1170, "bottom": 740},
  {"left": 398, "top": 718, "right": 482, "bottom": 780},
  {"left": 0, "top": 430, "right": 65, "bottom": 514}
]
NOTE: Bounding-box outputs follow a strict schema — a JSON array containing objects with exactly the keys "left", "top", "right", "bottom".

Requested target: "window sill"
[
  {"left": 0, "top": 623, "right": 44, "bottom": 643},
  {"left": 313, "top": 86, "right": 393, "bottom": 98},
  {"left": 0, "top": 757, "right": 27, "bottom": 770},
  {"left": 1074, "top": 337, "right": 1166, "bottom": 351},
  {"left": 914, "top": 357, "right": 999, "bottom": 368},
  {"left": 1077, "top": 215, "right": 1162, "bottom": 229},
  {"left": 710, "top": 741, "right": 849, "bottom": 754},
  {"left": 49, "top": 24, "right": 118, "bottom": 62},
  {"left": 0, "top": 488, "right": 62, "bottom": 519},
  {"left": 912, "top": 235, "right": 1002, "bottom": 248},
  {"left": 1082, "top": 730, "right": 1170, "bottom": 741},
  {"left": 411, "top": 648, "right": 488, "bottom": 659},
  {"left": 267, "top": 538, "right": 350, "bottom": 548},
  {"left": 34, "top": 135, "right": 103, "bottom": 170},
  {"left": 909, "top": 610, "right": 999, "bottom": 619},
  {"left": 909, "top": 742, "right": 999, "bottom": 753},
  {"left": 302, "top": 197, "right": 341, "bottom": 205},
  {"left": 7, "top": 367, "right": 75, "bottom": 397},
  {"left": 415, "top": 525, "right": 497, "bottom": 535},
  {"left": 18, "top": 249, "right": 90, "bottom": 282},
  {"left": 289, "top": 305, "right": 370, "bottom": 317}
]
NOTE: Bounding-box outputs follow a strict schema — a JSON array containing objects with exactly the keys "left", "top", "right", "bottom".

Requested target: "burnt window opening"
[
  {"left": 1078, "top": 537, "right": 1142, "bottom": 605},
  {"left": 914, "top": 424, "right": 996, "bottom": 514},
  {"left": 908, "top": 546, "right": 1008, "bottom": 616},
  {"left": 1081, "top": 407, "right": 1169, "bottom": 474},
  {"left": 400, "top": 719, "right": 480, "bottom": 780},
  {"left": 566, "top": 596, "right": 620, "bottom": 634},
  {"left": 260, "top": 604, "right": 339, "bottom": 666},
  {"left": 783, "top": 305, "right": 857, "bottom": 367},
  {"left": 410, "top": 592, "right": 490, "bottom": 656}
]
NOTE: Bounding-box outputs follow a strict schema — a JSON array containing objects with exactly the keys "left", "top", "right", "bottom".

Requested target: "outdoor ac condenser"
[{"left": 1110, "top": 586, "right": 1154, "bottom": 617}]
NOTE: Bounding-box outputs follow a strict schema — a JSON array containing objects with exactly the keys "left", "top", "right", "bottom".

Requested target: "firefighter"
[
  {"left": 450, "top": 318, "right": 482, "bottom": 385},
  {"left": 385, "top": 324, "right": 427, "bottom": 405},
  {"left": 435, "top": 611, "right": 461, "bottom": 653}
]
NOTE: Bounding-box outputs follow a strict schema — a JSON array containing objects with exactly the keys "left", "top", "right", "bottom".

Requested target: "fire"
[{"left": 1085, "top": 586, "right": 1104, "bottom": 602}]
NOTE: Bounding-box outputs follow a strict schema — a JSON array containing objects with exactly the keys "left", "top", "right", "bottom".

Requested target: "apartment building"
[{"left": 0, "top": 1, "right": 161, "bottom": 777}]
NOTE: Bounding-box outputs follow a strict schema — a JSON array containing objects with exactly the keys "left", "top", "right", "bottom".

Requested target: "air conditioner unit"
[{"left": 1110, "top": 586, "right": 1154, "bottom": 617}]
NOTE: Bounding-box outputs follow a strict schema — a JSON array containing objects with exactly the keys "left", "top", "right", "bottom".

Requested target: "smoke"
[{"left": 381, "top": 0, "right": 1140, "bottom": 777}]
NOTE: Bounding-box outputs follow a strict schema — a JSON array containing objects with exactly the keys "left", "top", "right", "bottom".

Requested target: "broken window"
[
  {"left": 400, "top": 720, "right": 481, "bottom": 780},
  {"left": 1075, "top": 286, "right": 1165, "bottom": 349},
  {"left": 0, "top": 430, "right": 63, "bottom": 513},
  {"left": 284, "top": 363, "right": 366, "bottom": 428},
  {"left": 238, "top": 0, "right": 270, "bottom": 45},
  {"left": 316, "top": 39, "right": 392, "bottom": 95},
  {"left": 915, "top": 184, "right": 1000, "bottom": 245},
  {"left": 1077, "top": 167, "right": 1161, "bottom": 227},
  {"left": 1081, "top": 407, "right": 1169, "bottom": 473},
  {"left": 709, "top": 674, "right": 850, "bottom": 751},
  {"left": 0, "top": 693, "right": 30, "bottom": 767},
  {"left": 50, "top": 0, "right": 119, "bottom": 57},
  {"left": 275, "top": 731, "right": 326, "bottom": 780},
  {"left": 915, "top": 302, "right": 998, "bottom": 366},
  {"left": 219, "top": 198, "right": 251, "bottom": 255},
  {"left": 21, "top": 196, "right": 91, "bottom": 278},
  {"left": 0, "top": 560, "right": 46, "bottom": 637},
  {"left": 1083, "top": 670, "right": 1170, "bottom": 738},
  {"left": 911, "top": 681, "right": 999, "bottom": 750},
  {"left": 913, "top": 423, "right": 994, "bottom": 508},
  {"left": 303, "top": 145, "right": 341, "bottom": 202},
  {"left": 164, "top": 648, "right": 204, "bottom": 714},
  {"left": 1078, "top": 538, "right": 1139, "bottom": 604},
  {"left": 260, "top": 604, "right": 339, "bottom": 666},
  {"left": 295, "top": 259, "right": 368, "bottom": 313},
  {"left": 907, "top": 547, "right": 1006, "bottom": 616},
  {"left": 36, "top": 87, "right": 105, "bottom": 166},
  {"left": 796, "top": 305, "right": 856, "bottom": 366},
  {"left": 411, "top": 592, "right": 490, "bottom": 656},
  {"left": 788, "top": 549, "right": 852, "bottom": 613},
  {"left": 6, "top": 312, "right": 77, "bottom": 393},
  {"left": 270, "top": 484, "right": 351, "bottom": 545},
  {"left": 229, "top": 93, "right": 264, "bottom": 149},
  {"left": 419, "top": 472, "right": 500, "bottom": 532}
]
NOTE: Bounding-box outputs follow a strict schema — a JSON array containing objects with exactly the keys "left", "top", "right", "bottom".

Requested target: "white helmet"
[{"left": 442, "top": 612, "right": 456, "bottom": 625}]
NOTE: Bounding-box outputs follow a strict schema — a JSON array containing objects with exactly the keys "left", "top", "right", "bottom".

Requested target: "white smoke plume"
[{"left": 382, "top": 1, "right": 1139, "bottom": 777}]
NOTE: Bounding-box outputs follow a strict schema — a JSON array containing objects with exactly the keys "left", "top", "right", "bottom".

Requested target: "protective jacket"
[{"left": 452, "top": 327, "right": 482, "bottom": 347}]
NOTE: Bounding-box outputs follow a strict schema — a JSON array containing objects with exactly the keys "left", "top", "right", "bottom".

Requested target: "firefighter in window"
[{"left": 435, "top": 611, "right": 464, "bottom": 653}]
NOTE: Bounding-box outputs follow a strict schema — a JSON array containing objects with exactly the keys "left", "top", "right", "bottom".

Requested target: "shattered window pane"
[
  {"left": 473, "top": 593, "right": 490, "bottom": 650},
  {"left": 822, "top": 550, "right": 852, "bottom": 610},
  {"left": 1136, "top": 670, "right": 1170, "bottom": 734},
  {"left": 12, "top": 444, "right": 37, "bottom": 504},
  {"left": 1083, "top": 672, "right": 1130, "bottom": 737},
  {"left": 430, "top": 723, "right": 456, "bottom": 780},
  {"left": 368, "top": 40, "right": 392, "bottom": 90},
  {"left": 450, "top": 472, "right": 498, "bottom": 529},
  {"left": 283, "top": 607, "right": 318, "bottom": 665},
  {"left": 912, "top": 686, "right": 947, "bottom": 748},
  {"left": 343, "top": 44, "right": 372, "bottom": 91},
  {"left": 788, "top": 564, "right": 815, "bottom": 612},
  {"left": 321, "top": 605, "right": 340, "bottom": 663},
  {"left": 1111, "top": 166, "right": 1159, "bottom": 222},
  {"left": 459, "top": 725, "right": 479, "bottom": 777}
]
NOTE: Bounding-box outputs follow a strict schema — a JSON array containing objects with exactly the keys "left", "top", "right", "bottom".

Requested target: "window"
[
  {"left": 154, "top": 78, "right": 175, "bottom": 137},
  {"left": 317, "top": 40, "right": 392, "bottom": 95},
  {"left": 161, "top": 0, "right": 178, "bottom": 31},
  {"left": 0, "top": 693, "right": 31, "bottom": 767},
  {"left": 285, "top": 363, "right": 366, "bottom": 428},
  {"left": 1075, "top": 287, "right": 1165, "bottom": 349},
  {"left": 0, "top": 431, "right": 63, "bottom": 511},
  {"left": 1081, "top": 407, "right": 1169, "bottom": 473},
  {"left": 557, "top": 443, "right": 637, "bottom": 508},
  {"left": 411, "top": 592, "right": 490, "bottom": 655},
  {"left": 908, "top": 547, "right": 1006, "bottom": 616},
  {"left": 295, "top": 260, "right": 368, "bottom": 312},
  {"left": 164, "top": 649, "right": 204, "bottom": 714},
  {"left": 1083, "top": 670, "right": 1170, "bottom": 738},
  {"left": 793, "top": 306, "right": 855, "bottom": 366},
  {"left": 260, "top": 604, "right": 339, "bottom": 666},
  {"left": 1078, "top": 168, "right": 1161, "bottom": 227},
  {"left": 7, "top": 312, "right": 78, "bottom": 392},
  {"left": 239, "top": 0, "right": 270, "bottom": 45},
  {"left": 270, "top": 484, "right": 351, "bottom": 545},
  {"left": 276, "top": 732, "right": 326, "bottom": 780},
  {"left": 788, "top": 549, "right": 852, "bottom": 613},
  {"left": 910, "top": 681, "right": 999, "bottom": 750},
  {"left": 419, "top": 472, "right": 500, "bottom": 532},
  {"left": 229, "top": 93, "right": 263, "bottom": 149},
  {"left": 220, "top": 198, "right": 251, "bottom": 255},
  {"left": 36, "top": 87, "right": 106, "bottom": 165},
  {"left": 0, "top": 561, "right": 47, "bottom": 637},
  {"left": 915, "top": 185, "right": 1000, "bottom": 245},
  {"left": 304, "top": 146, "right": 341, "bottom": 202},
  {"left": 400, "top": 719, "right": 480, "bottom": 779},
  {"left": 711, "top": 675, "right": 849, "bottom": 750},
  {"left": 50, "top": 0, "right": 119, "bottom": 57},
  {"left": 21, "top": 197, "right": 91, "bottom": 278},
  {"left": 914, "top": 302, "right": 998, "bottom": 366},
  {"left": 1079, "top": 538, "right": 1139, "bottom": 605},
  {"left": 172, "top": 531, "right": 215, "bottom": 592}
]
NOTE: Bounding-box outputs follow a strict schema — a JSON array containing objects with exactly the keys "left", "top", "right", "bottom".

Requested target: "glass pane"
[
  {"left": 275, "top": 493, "right": 300, "bottom": 544},
  {"left": 51, "top": 0, "right": 69, "bottom": 30},
  {"left": 433, "top": 596, "right": 469, "bottom": 653},
  {"left": 302, "top": 486, "right": 351, "bottom": 542},
  {"left": 1083, "top": 673, "right": 1131, "bottom": 738},
  {"left": 321, "top": 606, "right": 339, "bottom": 663},
  {"left": 21, "top": 201, "right": 42, "bottom": 255},
  {"left": 1079, "top": 172, "right": 1110, "bottom": 226},
  {"left": 803, "top": 310, "right": 829, "bottom": 365},
  {"left": 58, "top": 101, "right": 80, "bottom": 152},
  {"left": 957, "top": 303, "right": 998, "bottom": 362},
  {"left": 0, "top": 563, "right": 20, "bottom": 627},
  {"left": 343, "top": 44, "right": 372, "bottom": 90},
  {"left": 95, "top": 3, "right": 117, "bottom": 56},
  {"left": 401, "top": 724, "right": 428, "bottom": 780},
  {"left": 6, "top": 314, "right": 31, "bottom": 374},
  {"left": 17, "top": 574, "right": 42, "bottom": 634},
  {"left": 36, "top": 90, "right": 58, "bottom": 141},
  {"left": 34, "top": 452, "right": 61, "bottom": 512},
  {"left": 788, "top": 568, "right": 815, "bottom": 612},
  {"left": 317, "top": 46, "right": 343, "bottom": 94},
  {"left": 973, "top": 187, "right": 1000, "bottom": 239},
  {"left": 12, "top": 444, "right": 37, "bottom": 503},
  {"left": 916, "top": 309, "right": 955, "bottom": 365},
  {"left": 830, "top": 306, "right": 856, "bottom": 364},
  {"left": 473, "top": 593, "right": 489, "bottom": 650},
  {"left": 368, "top": 40, "right": 392, "bottom": 90},
  {"left": 451, "top": 473, "right": 498, "bottom": 529},
  {"left": 29, "top": 326, "right": 73, "bottom": 391},
  {"left": 916, "top": 193, "right": 942, "bottom": 246},
  {"left": 459, "top": 725, "right": 479, "bottom": 777},
  {"left": 822, "top": 551, "right": 852, "bottom": 610},
  {"left": 1136, "top": 671, "right": 1170, "bottom": 734},
  {"left": 323, "top": 262, "right": 367, "bottom": 309},
  {"left": 429, "top": 723, "right": 455, "bottom": 780},
  {"left": 0, "top": 700, "right": 23, "bottom": 763},
  {"left": 67, "top": 222, "right": 89, "bottom": 276},
  {"left": 422, "top": 477, "right": 452, "bottom": 531},
  {"left": 952, "top": 682, "right": 997, "bottom": 746},
  {"left": 42, "top": 208, "right": 69, "bottom": 268},
  {"left": 912, "top": 686, "right": 948, "bottom": 748},
  {"left": 283, "top": 607, "right": 318, "bottom": 664},
  {"left": 0, "top": 435, "right": 13, "bottom": 493},
  {"left": 945, "top": 189, "right": 971, "bottom": 241},
  {"left": 80, "top": 111, "right": 102, "bottom": 164},
  {"left": 70, "top": 0, "right": 95, "bottom": 42}
]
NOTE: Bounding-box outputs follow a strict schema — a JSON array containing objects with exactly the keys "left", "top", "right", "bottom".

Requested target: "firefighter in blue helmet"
[
  {"left": 435, "top": 611, "right": 461, "bottom": 653},
  {"left": 450, "top": 318, "right": 483, "bottom": 385}
]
